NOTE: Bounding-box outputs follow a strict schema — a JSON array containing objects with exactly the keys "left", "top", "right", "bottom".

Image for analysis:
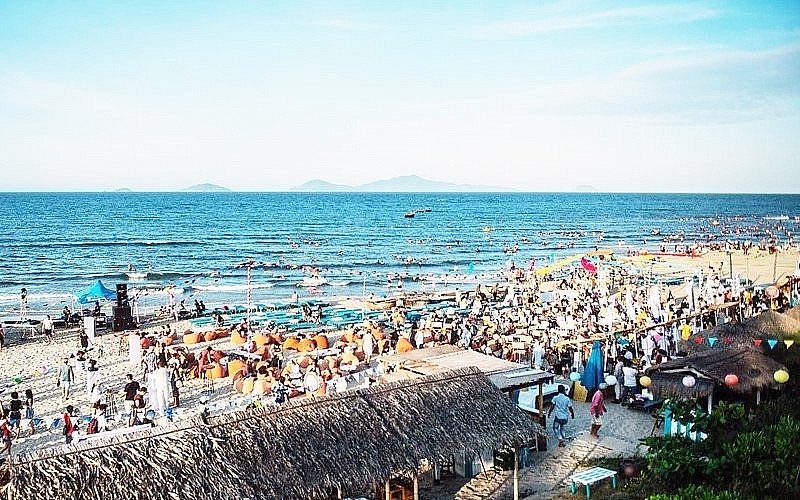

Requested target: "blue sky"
[{"left": 1, "top": 1, "right": 798, "bottom": 192}]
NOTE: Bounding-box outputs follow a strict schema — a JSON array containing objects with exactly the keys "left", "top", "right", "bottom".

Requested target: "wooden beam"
[
  {"left": 385, "top": 479, "right": 391, "bottom": 500},
  {"left": 513, "top": 446, "right": 519, "bottom": 500},
  {"left": 413, "top": 472, "right": 419, "bottom": 500},
  {"left": 537, "top": 382, "right": 545, "bottom": 426}
]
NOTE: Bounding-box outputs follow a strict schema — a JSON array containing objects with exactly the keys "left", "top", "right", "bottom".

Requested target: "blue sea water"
[{"left": 0, "top": 192, "right": 798, "bottom": 316}]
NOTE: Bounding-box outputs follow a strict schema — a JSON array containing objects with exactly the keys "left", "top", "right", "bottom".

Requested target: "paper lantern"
[
  {"left": 768, "top": 339, "right": 778, "bottom": 350},
  {"left": 694, "top": 336, "right": 703, "bottom": 344},
  {"left": 774, "top": 370, "right": 790, "bottom": 384},
  {"left": 639, "top": 376, "right": 652, "bottom": 388},
  {"left": 13, "top": 377, "right": 22, "bottom": 385},
  {"left": 682, "top": 375, "right": 696, "bottom": 388},
  {"left": 604, "top": 375, "right": 618, "bottom": 386},
  {"left": 41, "top": 366, "right": 49, "bottom": 374},
  {"left": 723, "top": 337, "right": 733, "bottom": 344},
  {"left": 754, "top": 339, "right": 763, "bottom": 347},
  {"left": 708, "top": 337, "right": 718, "bottom": 347},
  {"left": 785, "top": 340, "right": 795, "bottom": 349},
  {"left": 724, "top": 374, "right": 739, "bottom": 387},
  {"left": 569, "top": 371, "right": 581, "bottom": 382},
  {"left": 32, "top": 370, "right": 40, "bottom": 378}
]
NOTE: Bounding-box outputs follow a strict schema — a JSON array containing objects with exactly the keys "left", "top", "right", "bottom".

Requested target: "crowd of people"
[{"left": 2, "top": 244, "right": 797, "bottom": 457}]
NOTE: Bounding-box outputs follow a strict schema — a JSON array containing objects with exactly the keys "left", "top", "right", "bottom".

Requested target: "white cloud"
[{"left": 471, "top": 2, "right": 720, "bottom": 38}]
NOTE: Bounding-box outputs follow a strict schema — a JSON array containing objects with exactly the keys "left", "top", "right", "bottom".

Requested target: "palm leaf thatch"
[
  {"left": 646, "top": 347, "right": 787, "bottom": 399},
  {"left": 784, "top": 305, "right": 800, "bottom": 323},
  {"left": 1, "top": 367, "right": 544, "bottom": 500},
  {"left": 683, "top": 310, "right": 800, "bottom": 353}
]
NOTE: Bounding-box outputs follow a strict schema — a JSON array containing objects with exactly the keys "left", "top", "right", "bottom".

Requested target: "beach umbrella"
[{"left": 581, "top": 340, "right": 604, "bottom": 392}]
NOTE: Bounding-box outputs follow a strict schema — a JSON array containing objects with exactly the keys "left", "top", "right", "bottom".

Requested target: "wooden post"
[
  {"left": 513, "top": 446, "right": 520, "bottom": 500},
  {"left": 773, "top": 250, "right": 778, "bottom": 283},
  {"left": 413, "top": 472, "right": 419, "bottom": 500},
  {"left": 385, "top": 479, "right": 391, "bottom": 500},
  {"left": 538, "top": 382, "right": 545, "bottom": 426}
]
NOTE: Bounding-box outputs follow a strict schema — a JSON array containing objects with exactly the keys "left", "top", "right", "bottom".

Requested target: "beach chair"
[
  {"left": 511, "top": 341, "right": 529, "bottom": 363},
  {"left": 49, "top": 417, "right": 63, "bottom": 433}
]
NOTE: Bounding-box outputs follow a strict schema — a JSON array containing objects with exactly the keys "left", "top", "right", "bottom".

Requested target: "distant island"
[
  {"left": 292, "top": 175, "right": 513, "bottom": 192},
  {"left": 182, "top": 183, "right": 231, "bottom": 192}
]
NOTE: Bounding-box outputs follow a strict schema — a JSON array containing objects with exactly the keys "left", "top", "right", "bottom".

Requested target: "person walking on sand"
[
  {"left": 57, "top": 357, "right": 74, "bottom": 401},
  {"left": 548, "top": 385, "right": 574, "bottom": 447},
  {"left": 590, "top": 384, "right": 608, "bottom": 438},
  {"left": 42, "top": 314, "right": 54, "bottom": 344},
  {"left": 0, "top": 414, "right": 12, "bottom": 456},
  {"left": 63, "top": 405, "right": 75, "bottom": 444}
]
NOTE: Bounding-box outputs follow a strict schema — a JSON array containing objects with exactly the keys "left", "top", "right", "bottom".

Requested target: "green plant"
[
  {"left": 647, "top": 484, "right": 748, "bottom": 499},
  {"left": 708, "top": 415, "right": 800, "bottom": 497},
  {"left": 641, "top": 436, "right": 705, "bottom": 486}
]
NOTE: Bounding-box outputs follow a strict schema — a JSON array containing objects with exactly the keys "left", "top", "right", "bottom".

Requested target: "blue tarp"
[
  {"left": 581, "top": 340, "right": 605, "bottom": 392},
  {"left": 75, "top": 280, "right": 117, "bottom": 304}
]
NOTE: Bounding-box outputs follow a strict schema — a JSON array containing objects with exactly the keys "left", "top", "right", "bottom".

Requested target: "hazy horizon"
[{"left": 1, "top": 1, "right": 798, "bottom": 192}]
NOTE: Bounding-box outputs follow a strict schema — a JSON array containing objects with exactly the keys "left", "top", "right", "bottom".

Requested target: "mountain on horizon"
[
  {"left": 182, "top": 183, "right": 231, "bottom": 192},
  {"left": 291, "top": 175, "right": 513, "bottom": 192},
  {"left": 292, "top": 179, "right": 351, "bottom": 192}
]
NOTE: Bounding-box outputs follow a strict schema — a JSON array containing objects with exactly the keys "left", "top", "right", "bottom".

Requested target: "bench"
[{"left": 569, "top": 466, "right": 617, "bottom": 498}]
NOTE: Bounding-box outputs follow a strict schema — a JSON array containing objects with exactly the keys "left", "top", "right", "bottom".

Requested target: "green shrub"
[{"left": 647, "top": 484, "right": 748, "bottom": 499}]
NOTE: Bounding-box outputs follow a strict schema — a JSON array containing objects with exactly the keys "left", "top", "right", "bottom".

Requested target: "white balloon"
[
  {"left": 682, "top": 375, "right": 696, "bottom": 388},
  {"left": 604, "top": 375, "right": 618, "bottom": 386}
]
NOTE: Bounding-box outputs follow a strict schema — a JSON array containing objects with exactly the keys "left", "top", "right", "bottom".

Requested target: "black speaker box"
[{"left": 113, "top": 305, "right": 134, "bottom": 332}]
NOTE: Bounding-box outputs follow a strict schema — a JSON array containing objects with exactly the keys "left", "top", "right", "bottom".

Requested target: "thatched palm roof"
[
  {"left": 683, "top": 310, "right": 800, "bottom": 353},
  {"left": 646, "top": 347, "right": 787, "bottom": 399},
  {"left": 2, "top": 367, "right": 544, "bottom": 500},
  {"left": 784, "top": 305, "right": 800, "bottom": 323}
]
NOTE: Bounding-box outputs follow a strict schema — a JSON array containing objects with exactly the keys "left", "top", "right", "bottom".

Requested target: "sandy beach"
[{"left": 0, "top": 245, "right": 797, "bottom": 499}]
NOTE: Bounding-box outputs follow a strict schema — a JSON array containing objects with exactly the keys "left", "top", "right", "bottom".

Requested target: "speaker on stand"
[{"left": 116, "top": 283, "right": 129, "bottom": 307}]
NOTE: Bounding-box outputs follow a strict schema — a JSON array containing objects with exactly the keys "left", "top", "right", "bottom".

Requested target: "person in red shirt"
[
  {"left": 590, "top": 385, "right": 608, "bottom": 438},
  {"left": 63, "top": 405, "right": 75, "bottom": 444},
  {"left": 0, "top": 415, "right": 12, "bottom": 456}
]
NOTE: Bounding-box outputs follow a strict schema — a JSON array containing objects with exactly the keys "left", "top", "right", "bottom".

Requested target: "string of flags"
[{"left": 682, "top": 335, "right": 797, "bottom": 349}]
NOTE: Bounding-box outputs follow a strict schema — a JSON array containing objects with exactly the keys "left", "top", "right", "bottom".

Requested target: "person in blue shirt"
[{"left": 547, "top": 385, "right": 575, "bottom": 447}]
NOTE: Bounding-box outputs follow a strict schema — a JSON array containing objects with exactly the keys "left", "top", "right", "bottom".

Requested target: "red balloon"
[{"left": 724, "top": 374, "right": 739, "bottom": 387}]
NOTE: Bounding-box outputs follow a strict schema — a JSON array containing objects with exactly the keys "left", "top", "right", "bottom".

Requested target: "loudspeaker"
[
  {"left": 116, "top": 283, "right": 128, "bottom": 307},
  {"left": 113, "top": 306, "right": 134, "bottom": 332}
]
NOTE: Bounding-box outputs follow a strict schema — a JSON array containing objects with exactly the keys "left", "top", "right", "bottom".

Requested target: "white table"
[{"left": 569, "top": 467, "right": 617, "bottom": 498}]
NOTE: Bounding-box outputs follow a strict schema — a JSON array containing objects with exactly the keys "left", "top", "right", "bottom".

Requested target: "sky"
[{"left": 0, "top": 0, "right": 798, "bottom": 192}]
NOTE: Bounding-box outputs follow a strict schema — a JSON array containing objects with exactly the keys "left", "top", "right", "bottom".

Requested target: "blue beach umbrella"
[{"left": 581, "top": 340, "right": 604, "bottom": 392}]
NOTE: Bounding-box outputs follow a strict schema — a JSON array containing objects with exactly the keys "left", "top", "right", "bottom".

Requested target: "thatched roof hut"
[
  {"left": 646, "top": 347, "right": 787, "bottom": 399},
  {"left": 2, "top": 367, "right": 544, "bottom": 500},
  {"left": 784, "top": 305, "right": 800, "bottom": 323},
  {"left": 683, "top": 310, "right": 800, "bottom": 353}
]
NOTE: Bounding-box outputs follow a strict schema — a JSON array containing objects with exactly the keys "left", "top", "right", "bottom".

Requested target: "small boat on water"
[
  {"left": 126, "top": 272, "right": 148, "bottom": 280},
  {"left": 298, "top": 276, "right": 328, "bottom": 287},
  {"left": 404, "top": 211, "right": 416, "bottom": 218}
]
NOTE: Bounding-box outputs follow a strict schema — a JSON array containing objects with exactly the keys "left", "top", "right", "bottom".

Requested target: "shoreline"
[{"left": 0, "top": 246, "right": 795, "bottom": 460}]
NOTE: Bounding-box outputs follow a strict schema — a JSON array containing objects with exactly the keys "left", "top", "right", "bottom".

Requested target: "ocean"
[{"left": 1, "top": 192, "right": 797, "bottom": 318}]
